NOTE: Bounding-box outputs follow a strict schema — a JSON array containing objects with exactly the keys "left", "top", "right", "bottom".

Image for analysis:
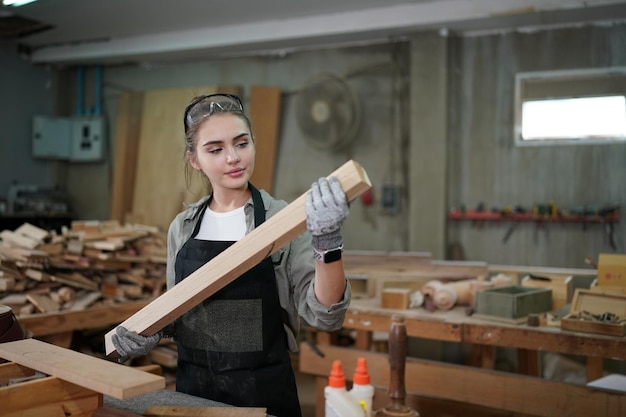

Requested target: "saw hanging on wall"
[{"left": 296, "top": 72, "right": 362, "bottom": 151}]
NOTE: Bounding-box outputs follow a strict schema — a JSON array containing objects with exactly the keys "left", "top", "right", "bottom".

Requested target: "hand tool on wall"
[{"left": 374, "top": 314, "right": 420, "bottom": 417}]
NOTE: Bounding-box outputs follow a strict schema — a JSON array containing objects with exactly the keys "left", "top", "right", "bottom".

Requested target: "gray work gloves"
[
  {"left": 111, "top": 326, "right": 161, "bottom": 363},
  {"left": 306, "top": 176, "right": 349, "bottom": 250}
]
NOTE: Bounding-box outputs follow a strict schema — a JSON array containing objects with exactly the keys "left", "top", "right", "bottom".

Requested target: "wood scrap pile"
[{"left": 0, "top": 220, "right": 167, "bottom": 317}]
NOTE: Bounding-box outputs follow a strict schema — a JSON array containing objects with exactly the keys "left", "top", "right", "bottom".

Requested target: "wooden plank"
[
  {"left": 105, "top": 160, "right": 372, "bottom": 355},
  {"left": 26, "top": 293, "right": 61, "bottom": 313},
  {"left": 110, "top": 91, "right": 144, "bottom": 224},
  {"left": 143, "top": 405, "right": 267, "bottom": 416},
  {"left": 343, "top": 250, "right": 432, "bottom": 267},
  {"left": 463, "top": 322, "right": 626, "bottom": 360},
  {"left": 0, "top": 339, "right": 165, "bottom": 399},
  {"left": 299, "top": 343, "right": 626, "bottom": 417},
  {"left": 0, "top": 375, "right": 101, "bottom": 416},
  {"left": 345, "top": 302, "right": 463, "bottom": 342},
  {"left": 130, "top": 85, "right": 242, "bottom": 231},
  {"left": 248, "top": 85, "right": 282, "bottom": 194},
  {"left": 15, "top": 222, "right": 49, "bottom": 242},
  {"left": 19, "top": 299, "right": 150, "bottom": 336},
  {"left": 0, "top": 362, "right": 36, "bottom": 383}
]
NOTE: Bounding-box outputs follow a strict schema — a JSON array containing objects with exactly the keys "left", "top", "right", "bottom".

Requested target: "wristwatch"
[{"left": 313, "top": 245, "right": 343, "bottom": 263}]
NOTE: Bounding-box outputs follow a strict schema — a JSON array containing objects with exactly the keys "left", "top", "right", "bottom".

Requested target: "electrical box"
[
  {"left": 32, "top": 116, "right": 105, "bottom": 162},
  {"left": 71, "top": 117, "right": 105, "bottom": 162},
  {"left": 32, "top": 116, "right": 72, "bottom": 159}
]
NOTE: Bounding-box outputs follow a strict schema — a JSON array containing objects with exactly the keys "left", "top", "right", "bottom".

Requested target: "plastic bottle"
[
  {"left": 350, "top": 357, "right": 375, "bottom": 417},
  {"left": 325, "top": 359, "right": 364, "bottom": 417}
]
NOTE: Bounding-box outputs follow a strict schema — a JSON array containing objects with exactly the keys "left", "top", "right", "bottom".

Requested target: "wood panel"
[
  {"left": 130, "top": 85, "right": 241, "bottom": 232},
  {"left": 299, "top": 342, "right": 626, "bottom": 417},
  {"left": 110, "top": 91, "right": 144, "bottom": 223},
  {"left": 0, "top": 339, "right": 165, "bottom": 399},
  {"left": 462, "top": 322, "right": 626, "bottom": 360},
  {"left": 19, "top": 300, "right": 150, "bottom": 336},
  {"left": 105, "top": 160, "right": 372, "bottom": 355},
  {"left": 248, "top": 85, "right": 282, "bottom": 194},
  {"left": 1, "top": 375, "right": 101, "bottom": 417}
]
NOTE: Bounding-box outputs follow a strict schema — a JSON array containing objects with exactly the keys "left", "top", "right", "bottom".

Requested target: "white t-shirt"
[{"left": 195, "top": 205, "right": 246, "bottom": 241}]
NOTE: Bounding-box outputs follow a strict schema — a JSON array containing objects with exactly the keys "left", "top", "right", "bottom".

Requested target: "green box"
[{"left": 474, "top": 286, "right": 553, "bottom": 323}]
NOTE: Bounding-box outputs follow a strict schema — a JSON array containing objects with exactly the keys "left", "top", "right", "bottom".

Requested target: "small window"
[
  {"left": 514, "top": 67, "right": 626, "bottom": 146},
  {"left": 522, "top": 95, "right": 626, "bottom": 141}
]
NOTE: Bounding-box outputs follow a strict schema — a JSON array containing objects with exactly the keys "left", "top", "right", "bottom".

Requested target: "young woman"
[{"left": 112, "top": 93, "right": 352, "bottom": 417}]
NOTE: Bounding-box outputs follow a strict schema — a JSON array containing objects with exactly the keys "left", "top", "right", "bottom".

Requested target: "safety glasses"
[{"left": 183, "top": 93, "right": 244, "bottom": 133}]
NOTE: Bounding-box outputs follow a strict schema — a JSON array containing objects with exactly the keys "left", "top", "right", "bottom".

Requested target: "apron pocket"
[{"left": 178, "top": 298, "right": 263, "bottom": 352}]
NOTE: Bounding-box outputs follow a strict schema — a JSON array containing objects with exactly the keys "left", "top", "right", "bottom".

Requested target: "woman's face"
[{"left": 189, "top": 113, "right": 255, "bottom": 193}]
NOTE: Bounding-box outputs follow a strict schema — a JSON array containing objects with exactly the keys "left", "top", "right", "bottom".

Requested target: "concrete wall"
[{"left": 0, "top": 51, "right": 55, "bottom": 200}]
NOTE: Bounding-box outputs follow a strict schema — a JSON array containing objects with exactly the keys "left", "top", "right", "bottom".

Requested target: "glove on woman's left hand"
[{"left": 306, "top": 176, "right": 349, "bottom": 250}]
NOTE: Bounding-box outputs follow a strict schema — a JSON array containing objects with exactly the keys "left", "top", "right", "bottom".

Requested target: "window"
[{"left": 514, "top": 67, "right": 626, "bottom": 146}]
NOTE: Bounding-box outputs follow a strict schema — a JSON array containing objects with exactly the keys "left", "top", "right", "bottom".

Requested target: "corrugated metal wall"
[{"left": 446, "top": 23, "right": 626, "bottom": 268}]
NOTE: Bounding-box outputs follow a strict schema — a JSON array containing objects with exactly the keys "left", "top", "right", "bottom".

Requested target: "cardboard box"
[
  {"left": 474, "top": 286, "right": 552, "bottom": 323},
  {"left": 560, "top": 289, "right": 626, "bottom": 336},
  {"left": 597, "top": 253, "right": 626, "bottom": 288}
]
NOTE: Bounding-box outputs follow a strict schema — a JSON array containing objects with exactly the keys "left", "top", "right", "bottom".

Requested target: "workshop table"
[{"left": 299, "top": 298, "right": 626, "bottom": 417}]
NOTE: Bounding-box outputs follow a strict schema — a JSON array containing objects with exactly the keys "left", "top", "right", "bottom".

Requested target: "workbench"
[
  {"left": 17, "top": 299, "right": 150, "bottom": 347},
  {"left": 299, "top": 298, "right": 626, "bottom": 417}
]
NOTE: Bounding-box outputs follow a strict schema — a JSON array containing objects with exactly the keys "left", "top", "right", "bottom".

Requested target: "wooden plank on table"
[
  {"left": 110, "top": 92, "right": 144, "bottom": 224},
  {"left": 462, "top": 322, "right": 626, "bottom": 360},
  {"left": 130, "top": 85, "right": 242, "bottom": 232},
  {"left": 0, "top": 362, "right": 36, "bottom": 383},
  {"left": 105, "top": 160, "right": 372, "bottom": 355},
  {"left": 1, "top": 375, "right": 101, "bottom": 417},
  {"left": 343, "top": 250, "right": 432, "bottom": 267},
  {"left": 144, "top": 405, "right": 267, "bottom": 416},
  {"left": 248, "top": 85, "right": 282, "bottom": 194},
  {"left": 19, "top": 299, "right": 149, "bottom": 336},
  {"left": 345, "top": 299, "right": 463, "bottom": 342},
  {"left": 299, "top": 343, "right": 626, "bottom": 417},
  {"left": 0, "top": 339, "right": 165, "bottom": 399}
]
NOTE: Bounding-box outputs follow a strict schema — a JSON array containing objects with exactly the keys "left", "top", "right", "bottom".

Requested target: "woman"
[{"left": 112, "top": 93, "right": 351, "bottom": 417}]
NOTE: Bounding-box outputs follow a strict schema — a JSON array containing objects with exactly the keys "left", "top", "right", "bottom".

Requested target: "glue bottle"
[
  {"left": 325, "top": 360, "right": 364, "bottom": 417},
  {"left": 350, "top": 357, "right": 374, "bottom": 417}
]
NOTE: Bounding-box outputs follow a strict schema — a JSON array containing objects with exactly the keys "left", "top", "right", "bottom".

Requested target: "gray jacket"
[{"left": 166, "top": 189, "right": 351, "bottom": 352}]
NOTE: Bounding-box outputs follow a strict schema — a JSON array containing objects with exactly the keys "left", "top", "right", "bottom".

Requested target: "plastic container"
[
  {"left": 325, "top": 360, "right": 364, "bottom": 417},
  {"left": 350, "top": 357, "right": 374, "bottom": 417}
]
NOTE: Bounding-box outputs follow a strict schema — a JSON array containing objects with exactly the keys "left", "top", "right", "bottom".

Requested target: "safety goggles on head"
[{"left": 183, "top": 93, "right": 244, "bottom": 133}]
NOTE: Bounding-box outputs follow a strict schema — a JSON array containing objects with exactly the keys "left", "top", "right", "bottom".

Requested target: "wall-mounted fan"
[{"left": 296, "top": 72, "right": 361, "bottom": 151}]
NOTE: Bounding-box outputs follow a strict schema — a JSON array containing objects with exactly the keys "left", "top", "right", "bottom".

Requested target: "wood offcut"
[{"left": 0, "top": 338, "right": 165, "bottom": 399}]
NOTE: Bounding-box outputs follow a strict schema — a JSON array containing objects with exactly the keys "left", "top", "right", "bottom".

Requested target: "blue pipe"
[
  {"left": 76, "top": 66, "right": 84, "bottom": 116},
  {"left": 94, "top": 65, "right": 102, "bottom": 116}
]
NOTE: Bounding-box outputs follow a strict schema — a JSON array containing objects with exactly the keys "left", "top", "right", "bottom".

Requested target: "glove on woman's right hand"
[{"left": 111, "top": 326, "right": 161, "bottom": 363}]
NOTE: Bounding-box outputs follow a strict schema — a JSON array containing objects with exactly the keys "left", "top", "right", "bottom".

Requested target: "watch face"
[{"left": 324, "top": 248, "right": 342, "bottom": 263}]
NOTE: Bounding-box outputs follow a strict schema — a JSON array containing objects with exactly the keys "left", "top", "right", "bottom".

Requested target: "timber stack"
[{"left": 0, "top": 220, "right": 167, "bottom": 317}]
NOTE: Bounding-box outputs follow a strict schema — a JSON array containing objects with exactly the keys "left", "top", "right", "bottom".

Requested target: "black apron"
[{"left": 173, "top": 185, "right": 302, "bottom": 417}]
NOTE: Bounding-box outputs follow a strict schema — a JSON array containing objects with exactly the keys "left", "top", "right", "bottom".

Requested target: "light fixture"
[{"left": 2, "top": 0, "right": 39, "bottom": 6}]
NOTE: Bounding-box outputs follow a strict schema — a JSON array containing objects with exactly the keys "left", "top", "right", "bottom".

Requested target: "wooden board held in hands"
[
  {"left": 0, "top": 338, "right": 165, "bottom": 399},
  {"left": 105, "top": 159, "right": 372, "bottom": 355}
]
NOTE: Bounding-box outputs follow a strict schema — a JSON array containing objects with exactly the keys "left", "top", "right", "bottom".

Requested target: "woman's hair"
[{"left": 182, "top": 94, "right": 254, "bottom": 190}]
